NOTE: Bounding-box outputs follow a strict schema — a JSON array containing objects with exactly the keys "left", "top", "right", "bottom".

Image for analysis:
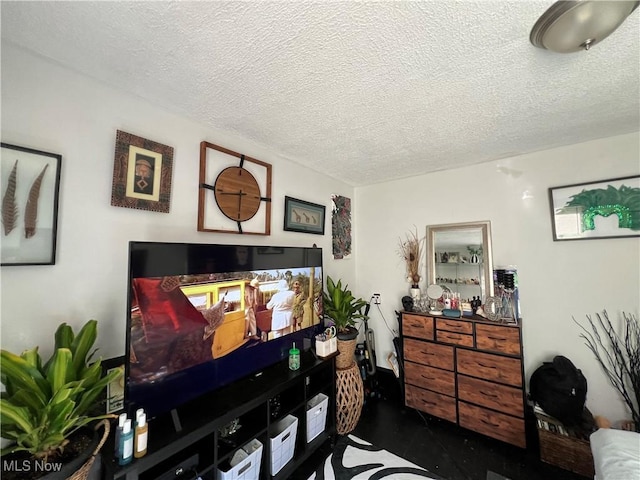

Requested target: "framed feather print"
[{"left": 1, "top": 143, "right": 62, "bottom": 266}]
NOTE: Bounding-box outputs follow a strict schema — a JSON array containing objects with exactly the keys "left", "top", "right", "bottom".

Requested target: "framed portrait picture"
[
  {"left": 283, "top": 196, "right": 325, "bottom": 235},
  {"left": 102, "top": 356, "right": 125, "bottom": 414},
  {"left": 549, "top": 175, "right": 640, "bottom": 241},
  {"left": 111, "top": 130, "right": 174, "bottom": 213},
  {"left": 1, "top": 143, "right": 62, "bottom": 266}
]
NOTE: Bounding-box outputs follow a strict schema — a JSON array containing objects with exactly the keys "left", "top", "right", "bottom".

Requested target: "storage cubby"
[{"left": 102, "top": 351, "right": 336, "bottom": 480}]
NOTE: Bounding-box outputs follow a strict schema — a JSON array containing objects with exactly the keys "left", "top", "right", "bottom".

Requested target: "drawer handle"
[
  {"left": 481, "top": 418, "right": 498, "bottom": 427},
  {"left": 477, "top": 362, "right": 496, "bottom": 369},
  {"left": 421, "top": 374, "right": 434, "bottom": 381},
  {"left": 480, "top": 390, "right": 498, "bottom": 398},
  {"left": 487, "top": 336, "right": 506, "bottom": 341}
]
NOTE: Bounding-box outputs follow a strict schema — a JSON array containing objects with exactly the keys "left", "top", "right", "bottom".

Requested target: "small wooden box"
[{"left": 538, "top": 427, "right": 594, "bottom": 478}]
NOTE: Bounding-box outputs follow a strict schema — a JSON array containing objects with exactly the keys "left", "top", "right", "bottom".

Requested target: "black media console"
[{"left": 101, "top": 351, "right": 336, "bottom": 480}]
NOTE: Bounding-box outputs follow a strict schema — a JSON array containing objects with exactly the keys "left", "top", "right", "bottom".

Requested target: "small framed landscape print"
[
  {"left": 549, "top": 175, "right": 640, "bottom": 241},
  {"left": 111, "top": 130, "right": 174, "bottom": 213},
  {"left": 1, "top": 143, "right": 62, "bottom": 266},
  {"left": 284, "top": 196, "right": 325, "bottom": 234}
]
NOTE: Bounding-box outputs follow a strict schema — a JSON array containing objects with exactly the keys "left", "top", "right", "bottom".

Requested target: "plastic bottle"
[
  {"left": 135, "top": 408, "right": 144, "bottom": 427},
  {"left": 134, "top": 412, "right": 148, "bottom": 458},
  {"left": 119, "top": 419, "right": 133, "bottom": 465},
  {"left": 289, "top": 342, "right": 300, "bottom": 371},
  {"left": 114, "top": 413, "right": 127, "bottom": 457}
]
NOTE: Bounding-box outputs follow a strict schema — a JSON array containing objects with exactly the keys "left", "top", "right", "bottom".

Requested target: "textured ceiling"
[{"left": 1, "top": 1, "right": 639, "bottom": 186}]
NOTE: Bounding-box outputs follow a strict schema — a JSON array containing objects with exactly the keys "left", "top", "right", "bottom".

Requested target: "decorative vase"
[
  {"left": 410, "top": 285, "right": 421, "bottom": 301},
  {"left": 335, "top": 363, "right": 364, "bottom": 434},
  {"left": 470, "top": 254, "right": 479, "bottom": 263},
  {"left": 336, "top": 327, "right": 358, "bottom": 369}
]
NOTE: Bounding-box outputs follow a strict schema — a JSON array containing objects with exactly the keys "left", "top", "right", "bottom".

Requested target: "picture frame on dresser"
[{"left": 1, "top": 143, "right": 62, "bottom": 266}]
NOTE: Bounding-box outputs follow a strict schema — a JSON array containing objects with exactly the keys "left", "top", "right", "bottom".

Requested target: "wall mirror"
[{"left": 426, "top": 221, "right": 493, "bottom": 301}]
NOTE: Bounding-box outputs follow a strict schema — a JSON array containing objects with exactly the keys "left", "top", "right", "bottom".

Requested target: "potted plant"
[
  {"left": 322, "top": 276, "right": 368, "bottom": 369},
  {"left": 1, "top": 319, "right": 121, "bottom": 479}
]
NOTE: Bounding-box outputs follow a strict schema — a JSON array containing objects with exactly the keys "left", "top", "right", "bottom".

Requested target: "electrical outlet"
[{"left": 372, "top": 293, "right": 381, "bottom": 305}]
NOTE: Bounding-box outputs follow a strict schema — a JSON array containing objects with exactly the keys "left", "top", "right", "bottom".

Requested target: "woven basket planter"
[
  {"left": 336, "top": 363, "right": 364, "bottom": 435},
  {"left": 336, "top": 338, "right": 358, "bottom": 369}
]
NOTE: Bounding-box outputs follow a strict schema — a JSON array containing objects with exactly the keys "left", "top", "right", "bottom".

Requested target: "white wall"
[
  {"left": 0, "top": 44, "right": 355, "bottom": 359},
  {"left": 355, "top": 132, "right": 640, "bottom": 423},
  {"left": 2, "top": 43, "right": 639, "bottom": 426}
]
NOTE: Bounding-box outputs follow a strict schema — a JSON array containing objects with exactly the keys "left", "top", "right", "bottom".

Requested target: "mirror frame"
[{"left": 426, "top": 220, "right": 494, "bottom": 301}]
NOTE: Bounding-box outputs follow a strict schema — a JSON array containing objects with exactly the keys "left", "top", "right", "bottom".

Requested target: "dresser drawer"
[
  {"left": 436, "top": 330, "right": 474, "bottom": 347},
  {"left": 405, "top": 361, "right": 455, "bottom": 396},
  {"left": 457, "top": 349, "right": 522, "bottom": 387},
  {"left": 405, "top": 384, "right": 457, "bottom": 423},
  {"left": 436, "top": 318, "right": 473, "bottom": 334},
  {"left": 404, "top": 338, "right": 454, "bottom": 371},
  {"left": 476, "top": 324, "right": 520, "bottom": 355},
  {"left": 457, "top": 374, "right": 524, "bottom": 417},
  {"left": 458, "top": 401, "right": 525, "bottom": 448},
  {"left": 403, "top": 314, "right": 434, "bottom": 340}
]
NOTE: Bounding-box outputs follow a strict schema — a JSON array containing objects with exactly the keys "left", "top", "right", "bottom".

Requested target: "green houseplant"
[
  {"left": 1, "top": 319, "right": 121, "bottom": 477},
  {"left": 323, "top": 276, "right": 368, "bottom": 370},
  {"left": 322, "top": 276, "right": 368, "bottom": 339}
]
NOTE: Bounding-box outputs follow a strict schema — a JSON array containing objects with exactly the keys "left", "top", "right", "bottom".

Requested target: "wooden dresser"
[{"left": 400, "top": 311, "right": 526, "bottom": 448}]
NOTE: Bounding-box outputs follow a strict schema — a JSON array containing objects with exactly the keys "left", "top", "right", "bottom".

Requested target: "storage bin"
[
  {"left": 269, "top": 414, "right": 298, "bottom": 475},
  {"left": 316, "top": 337, "right": 337, "bottom": 357},
  {"left": 538, "top": 427, "right": 594, "bottom": 478},
  {"left": 217, "top": 439, "right": 263, "bottom": 480},
  {"left": 306, "top": 393, "right": 328, "bottom": 442}
]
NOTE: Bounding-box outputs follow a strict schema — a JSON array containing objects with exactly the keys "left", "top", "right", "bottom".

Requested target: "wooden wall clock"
[{"left": 198, "top": 142, "right": 272, "bottom": 235}]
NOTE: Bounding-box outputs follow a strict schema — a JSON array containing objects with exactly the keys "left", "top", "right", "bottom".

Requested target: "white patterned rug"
[{"left": 307, "top": 435, "right": 444, "bottom": 479}]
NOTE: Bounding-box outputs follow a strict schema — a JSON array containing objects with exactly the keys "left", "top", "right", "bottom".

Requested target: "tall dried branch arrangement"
[
  {"left": 574, "top": 311, "right": 639, "bottom": 431},
  {"left": 397, "top": 227, "right": 424, "bottom": 286}
]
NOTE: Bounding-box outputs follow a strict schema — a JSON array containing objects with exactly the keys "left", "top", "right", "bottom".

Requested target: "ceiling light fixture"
[{"left": 530, "top": 0, "right": 639, "bottom": 53}]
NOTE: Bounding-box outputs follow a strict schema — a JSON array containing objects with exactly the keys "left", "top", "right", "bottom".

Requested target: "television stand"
[{"left": 101, "top": 351, "right": 336, "bottom": 480}]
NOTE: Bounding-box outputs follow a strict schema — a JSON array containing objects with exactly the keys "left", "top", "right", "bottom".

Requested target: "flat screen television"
[{"left": 125, "top": 241, "right": 324, "bottom": 419}]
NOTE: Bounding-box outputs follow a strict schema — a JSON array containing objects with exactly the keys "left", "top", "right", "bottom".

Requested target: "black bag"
[{"left": 529, "top": 355, "right": 587, "bottom": 426}]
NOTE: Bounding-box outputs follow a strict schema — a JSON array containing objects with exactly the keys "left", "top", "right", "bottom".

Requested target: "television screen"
[{"left": 125, "top": 242, "right": 324, "bottom": 418}]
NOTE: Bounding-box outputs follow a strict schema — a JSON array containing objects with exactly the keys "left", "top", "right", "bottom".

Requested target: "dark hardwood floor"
[{"left": 292, "top": 370, "right": 589, "bottom": 480}]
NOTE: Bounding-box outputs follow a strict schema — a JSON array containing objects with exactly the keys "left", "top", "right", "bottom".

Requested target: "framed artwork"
[
  {"left": 283, "top": 196, "right": 325, "bottom": 235},
  {"left": 1, "top": 143, "right": 62, "bottom": 266},
  {"left": 102, "top": 356, "right": 125, "bottom": 414},
  {"left": 111, "top": 130, "right": 174, "bottom": 213},
  {"left": 331, "top": 194, "right": 352, "bottom": 259},
  {"left": 198, "top": 141, "right": 272, "bottom": 235},
  {"left": 447, "top": 252, "right": 460, "bottom": 263},
  {"left": 549, "top": 175, "right": 640, "bottom": 241}
]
